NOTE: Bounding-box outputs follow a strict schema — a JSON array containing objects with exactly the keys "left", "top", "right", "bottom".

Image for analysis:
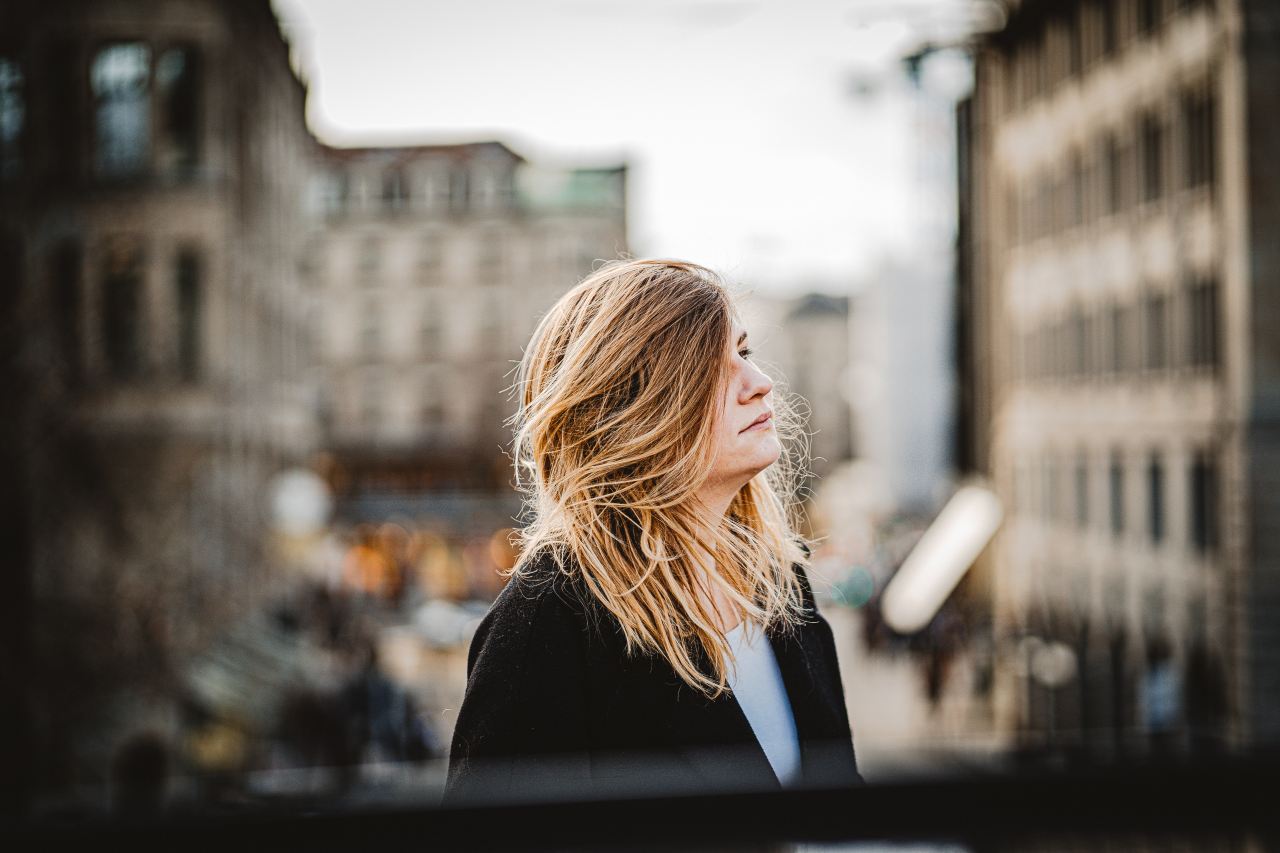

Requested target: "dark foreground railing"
[{"left": 5, "top": 752, "right": 1278, "bottom": 852}]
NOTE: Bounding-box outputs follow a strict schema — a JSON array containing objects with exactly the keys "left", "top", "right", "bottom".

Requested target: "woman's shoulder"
[
  {"left": 468, "top": 549, "right": 600, "bottom": 661},
  {"left": 490, "top": 547, "right": 595, "bottom": 618}
]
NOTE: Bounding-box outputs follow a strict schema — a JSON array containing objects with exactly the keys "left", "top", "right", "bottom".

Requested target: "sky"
[{"left": 271, "top": 0, "right": 979, "bottom": 293}]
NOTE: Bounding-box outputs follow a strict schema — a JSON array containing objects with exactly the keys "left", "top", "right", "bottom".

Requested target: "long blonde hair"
[{"left": 507, "top": 258, "right": 812, "bottom": 699}]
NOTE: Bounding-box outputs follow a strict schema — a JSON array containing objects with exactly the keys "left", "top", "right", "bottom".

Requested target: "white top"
[{"left": 724, "top": 619, "right": 802, "bottom": 787}]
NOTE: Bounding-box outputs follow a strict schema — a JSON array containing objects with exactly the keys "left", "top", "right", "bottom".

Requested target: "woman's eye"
[{"left": 739, "top": 348, "right": 753, "bottom": 359}]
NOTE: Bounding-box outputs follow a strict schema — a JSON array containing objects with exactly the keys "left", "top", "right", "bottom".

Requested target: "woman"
[{"left": 443, "top": 259, "right": 861, "bottom": 805}]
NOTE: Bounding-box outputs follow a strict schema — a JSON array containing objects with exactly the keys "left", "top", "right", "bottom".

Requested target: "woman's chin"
[{"left": 749, "top": 443, "right": 783, "bottom": 476}]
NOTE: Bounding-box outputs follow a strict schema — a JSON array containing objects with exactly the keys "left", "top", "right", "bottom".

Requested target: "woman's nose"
[{"left": 741, "top": 363, "right": 773, "bottom": 401}]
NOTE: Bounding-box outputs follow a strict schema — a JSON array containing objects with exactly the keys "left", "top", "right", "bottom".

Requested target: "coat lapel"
[
  {"left": 772, "top": 613, "right": 864, "bottom": 787},
  {"left": 663, "top": 618, "right": 832, "bottom": 792},
  {"left": 767, "top": 620, "right": 820, "bottom": 746}
]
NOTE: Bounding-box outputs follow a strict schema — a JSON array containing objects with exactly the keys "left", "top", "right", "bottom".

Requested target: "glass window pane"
[
  {"left": 92, "top": 43, "right": 152, "bottom": 178},
  {"left": 156, "top": 46, "right": 200, "bottom": 175},
  {"left": 0, "top": 56, "right": 24, "bottom": 180},
  {"left": 177, "top": 250, "right": 201, "bottom": 381},
  {"left": 103, "top": 239, "right": 144, "bottom": 379}
]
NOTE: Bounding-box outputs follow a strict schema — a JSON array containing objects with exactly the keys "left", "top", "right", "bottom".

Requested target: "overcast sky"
[{"left": 272, "top": 0, "right": 977, "bottom": 293}]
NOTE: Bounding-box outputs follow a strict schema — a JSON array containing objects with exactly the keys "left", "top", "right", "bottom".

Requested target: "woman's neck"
[
  {"left": 688, "top": 494, "right": 742, "bottom": 635},
  {"left": 693, "top": 479, "right": 737, "bottom": 526}
]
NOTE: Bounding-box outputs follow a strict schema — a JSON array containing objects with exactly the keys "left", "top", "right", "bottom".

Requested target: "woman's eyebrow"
[{"left": 737, "top": 331, "right": 748, "bottom": 346}]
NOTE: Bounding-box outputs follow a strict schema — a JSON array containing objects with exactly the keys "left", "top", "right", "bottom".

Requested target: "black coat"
[{"left": 442, "top": 549, "right": 863, "bottom": 805}]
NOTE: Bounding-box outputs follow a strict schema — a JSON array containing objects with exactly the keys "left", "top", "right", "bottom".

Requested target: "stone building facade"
[
  {"left": 306, "top": 143, "right": 627, "bottom": 498},
  {"left": 960, "top": 0, "right": 1280, "bottom": 752},
  {"left": 1, "top": 0, "right": 317, "bottom": 793}
]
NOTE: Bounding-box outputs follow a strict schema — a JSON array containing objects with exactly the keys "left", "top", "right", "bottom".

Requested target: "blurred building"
[
  {"left": 306, "top": 144, "right": 627, "bottom": 500},
  {"left": 742, "top": 291, "right": 855, "bottom": 489},
  {"left": 0, "top": 0, "right": 317, "bottom": 793},
  {"left": 848, "top": 260, "right": 957, "bottom": 519},
  {"left": 781, "top": 293, "right": 856, "bottom": 485},
  {"left": 960, "top": 0, "right": 1280, "bottom": 753}
]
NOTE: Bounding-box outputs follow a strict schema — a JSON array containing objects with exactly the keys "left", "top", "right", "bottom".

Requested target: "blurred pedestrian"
[
  {"left": 444, "top": 259, "right": 862, "bottom": 807},
  {"left": 109, "top": 731, "right": 169, "bottom": 816}
]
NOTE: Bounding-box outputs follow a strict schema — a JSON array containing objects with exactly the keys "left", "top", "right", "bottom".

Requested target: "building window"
[
  {"left": 1044, "top": 456, "right": 1060, "bottom": 523},
  {"left": 360, "top": 370, "right": 382, "bottom": 428},
  {"left": 1075, "top": 454, "right": 1089, "bottom": 528},
  {"left": 1067, "top": 11, "right": 1083, "bottom": 79},
  {"left": 1101, "top": 303, "right": 1117, "bottom": 376},
  {"left": 1147, "top": 452, "right": 1166, "bottom": 545},
  {"left": 420, "top": 302, "right": 441, "bottom": 358},
  {"left": 1104, "top": 135, "right": 1123, "bottom": 215},
  {"left": 155, "top": 45, "right": 200, "bottom": 176},
  {"left": 495, "top": 170, "right": 516, "bottom": 210},
  {"left": 52, "top": 241, "right": 82, "bottom": 383},
  {"left": 418, "top": 232, "right": 443, "bottom": 279},
  {"left": 1101, "top": 0, "right": 1120, "bottom": 56},
  {"left": 476, "top": 231, "right": 504, "bottom": 282},
  {"left": 479, "top": 368, "right": 509, "bottom": 436},
  {"left": 1189, "top": 449, "right": 1218, "bottom": 554},
  {"left": 92, "top": 42, "right": 152, "bottom": 178},
  {"left": 1111, "top": 302, "right": 1141, "bottom": 376},
  {"left": 382, "top": 167, "right": 408, "bottom": 212},
  {"left": 1013, "top": 461, "right": 1029, "bottom": 514},
  {"left": 358, "top": 235, "right": 380, "bottom": 280},
  {"left": 474, "top": 168, "right": 499, "bottom": 211},
  {"left": 0, "top": 230, "right": 21, "bottom": 350},
  {"left": 323, "top": 170, "right": 349, "bottom": 217},
  {"left": 1032, "top": 29, "right": 1048, "bottom": 98},
  {"left": 103, "top": 239, "right": 145, "bottom": 380},
  {"left": 1138, "top": 0, "right": 1164, "bottom": 36},
  {"left": 1083, "top": 2, "right": 1104, "bottom": 68},
  {"left": 1109, "top": 453, "right": 1125, "bottom": 537},
  {"left": 1013, "top": 329, "right": 1029, "bottom": 384},
  {"left": 1140, "top": 113, "right": 1165, "bottom": 204},
  {"left": 422, "top": 165, "right": 450, "bottom": 211},
  {"left": 47, "top": 40, "right": 82, "bottom": 184},
  {"left": 449, "top": 167, "right": 469, "bottom": 214},
  {"left": 299, "top": 237, "right": 322, "bottom": 287},
  {"left": 1068, "top": 153, "right": 1084, "bottom": 228},
  {"left": 1052, "top": 318, "right": 1068, "bottom": 381},
  {"left": 1181, "top": 87, "right": 1216, "bottom": 191},
  {"left": 176, "top": 249, "right": 201, "bottom": 381},
  {"left": 361, "top": 298, "right": 380, "bottom": 360},
  {"left": 1037, "top": 175, "right": 1054, "bottom": 239},
  {"left": 1070, "top": 307, "right": 1087, "bottom": 378},
  {"left": 1143, "top": 292, "right": 1170, "bottom": 372},
  {"left": 478, "top": 293, "right": 503, "bottom": 342},
  {"left": 1005, "top": 185, "right": 1019, "bottom": 246},
  {"left": 1085, "top": 311, "right": 1101, "bottom": 378},
  {"left": 420, "top": 370, "right": 444, "bottom": 429},
  {"left": 1021, "top": 329, "right": 1036, "bottom": 382},
  {"left": 0, "top": 56, "right": 24, "bottom": 180},
  {"left": 1186, "top": 276, "right": 1220, "bottom": 371}
]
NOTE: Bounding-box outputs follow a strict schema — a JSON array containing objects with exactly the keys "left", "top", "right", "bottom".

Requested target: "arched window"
[
  {"left": 449, "top": 166, "right": 469, "bottom": 213},
  {"left": 103, "top": 240, "right": 144, "bottom": 379},
  {"left": 0, "top": 56, "right": 24, "bottom": 180},
  {"left": 176, "top": 249, "right": 202, "bottom": 381},
  {"left": 156, "top": 45, "right": 201, "bottom": 176},
  {"left": 51, "top": 240, "right": 83, "bottom": 384},
  {"left": 92, "top": 43, "right": 151, "bottom": 178},
  {"left": 382, "top": 167, "right": 408, "bottom": 212}
]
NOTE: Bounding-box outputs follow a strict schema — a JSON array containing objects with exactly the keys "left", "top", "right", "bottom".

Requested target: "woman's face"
[{"left": 703, "top": 320, "right": 780, "bottom": 495}]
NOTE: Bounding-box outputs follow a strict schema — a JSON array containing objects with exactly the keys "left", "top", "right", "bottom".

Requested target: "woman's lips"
[{"left": 741, "top": 412, "right": 773, "bottom": 433}]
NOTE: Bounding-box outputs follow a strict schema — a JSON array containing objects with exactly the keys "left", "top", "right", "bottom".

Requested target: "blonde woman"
[{"left": 443, "top": 259, "right": 861, "bottom": 804}]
